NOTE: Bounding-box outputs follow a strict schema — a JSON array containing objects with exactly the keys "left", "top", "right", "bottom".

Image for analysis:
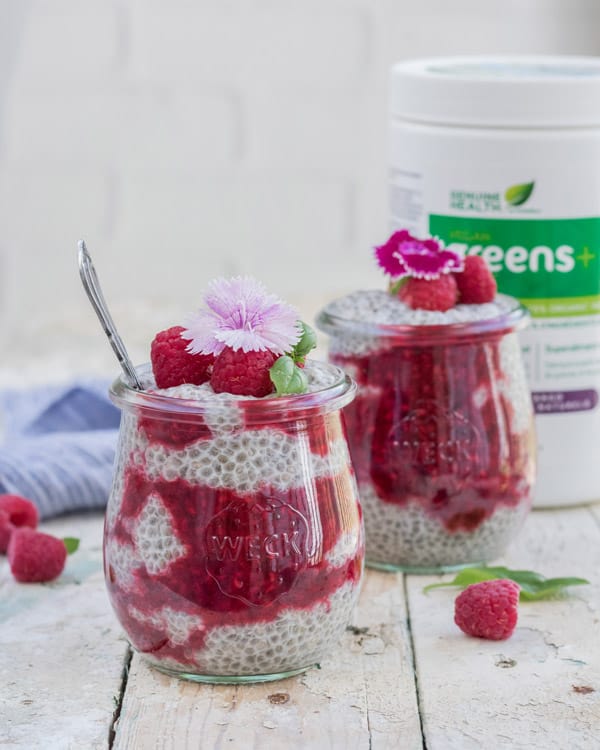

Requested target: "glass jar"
[
  {"left": 317, "top": 295, "right": 535, "bottom": 573},
  {"left": 104, "top": 362, "right": 363, "bottom": 683}
]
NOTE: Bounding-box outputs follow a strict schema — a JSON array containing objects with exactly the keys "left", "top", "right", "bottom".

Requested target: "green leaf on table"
[
  {"left": 423, "top": 565, "right": 589, "bottom": 600},
  {"left": 517, "top": 576, "right": 590, "bottom": 601},
  {"left": 63, "top": 537, "right": 80, "bottom": 555}
]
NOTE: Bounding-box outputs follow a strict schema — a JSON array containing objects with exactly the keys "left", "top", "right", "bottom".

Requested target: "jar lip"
[
  {"left": 109, "top": 361, "right": 356, "bottom": 418},
  {"left": 316, "top": 293, "right": 530, "bottom": 343}
]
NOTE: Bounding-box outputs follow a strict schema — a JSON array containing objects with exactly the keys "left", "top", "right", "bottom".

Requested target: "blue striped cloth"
[{"left": 0, "top": 381, "right": 120, "bottom": 519}]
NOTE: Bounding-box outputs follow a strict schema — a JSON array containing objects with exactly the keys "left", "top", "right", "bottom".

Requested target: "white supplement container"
[{"left": 389, "top": 56, "right": 600, "bottom": 507}]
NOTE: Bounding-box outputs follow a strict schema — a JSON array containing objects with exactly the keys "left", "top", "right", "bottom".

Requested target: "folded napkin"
[{"left": 0, "top": 381, "right": 121, "bottom": 519}]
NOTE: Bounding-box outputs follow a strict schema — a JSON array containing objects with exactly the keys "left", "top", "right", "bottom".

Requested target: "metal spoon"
[{"left": 78, "top": 240, "right": 143, "bottom": 390}]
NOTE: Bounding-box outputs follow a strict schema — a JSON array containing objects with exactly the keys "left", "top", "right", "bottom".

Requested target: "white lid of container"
[{"left": 391, "top": 56, "right": 600, "bottom": 128}]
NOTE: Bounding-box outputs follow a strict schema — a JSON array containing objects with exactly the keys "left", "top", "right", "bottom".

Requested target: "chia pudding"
[
  {"left": 104, "top": 360, "right": 364, "bottom": 682},
  {"left": 317, "top": 289, "right": 535, "bottom": 572}
]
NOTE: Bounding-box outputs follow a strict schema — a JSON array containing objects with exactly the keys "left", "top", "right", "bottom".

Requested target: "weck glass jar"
[
  {"left": 317, "top": 291, "right": 535, "bottom": 573},
  {"left": 104, "top": 361, "right": 363, "bottom": 683}
]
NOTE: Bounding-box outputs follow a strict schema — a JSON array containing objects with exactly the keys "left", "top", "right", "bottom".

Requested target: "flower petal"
[
  {"left": 184, "top": 276, "right": 301, "bottom": 355},
  {"left": 375, "top": 230, "right": 463, "bottom": 280}
]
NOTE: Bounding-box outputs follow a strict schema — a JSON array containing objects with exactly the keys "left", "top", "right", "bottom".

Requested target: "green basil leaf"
[
  {"left": 389, "top": 278, "right": 408, "bottom": 296},
  {"left": 423, "top": 565, "right": 589, "bottom": 600},
  {"left": 287, "top": 366, "right": 308, "bottom": 394},
  {"left": 518, "top": 577, "right": 590, "bottom": 601},
  {"left": 63, "top": 537, "right": 80, "bottom": 555},
  {"left": 269, "top": 355, "right": 295, "bottom": 393},
  {"left": 269, "top": 356, "right": 308, "bottom": 395},
  {"left": 292, "top": 322, "right": 317, "bottom": 362},
  {"left": 423, "top": 568, "right": 499, "bottom": 592}
]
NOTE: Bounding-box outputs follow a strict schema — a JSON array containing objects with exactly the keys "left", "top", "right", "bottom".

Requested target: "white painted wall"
[{"left": 1, "top": 0, "right": 599, "bottom": 370}]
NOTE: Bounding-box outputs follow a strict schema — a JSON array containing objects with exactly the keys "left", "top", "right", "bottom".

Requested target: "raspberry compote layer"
[
  {"left": 317, "top": 291, "right": 535, "bottom": 572},
  {"left": 105, "top": 362, "right": 363, "bottom": 682}
]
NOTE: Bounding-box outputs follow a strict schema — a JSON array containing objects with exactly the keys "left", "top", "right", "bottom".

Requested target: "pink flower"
[
  {"left": 374, "top": 230, "right": 463, "bottom": 280},
  {"left": 183, "top": 276, "right": 301, "bottom": 356}
]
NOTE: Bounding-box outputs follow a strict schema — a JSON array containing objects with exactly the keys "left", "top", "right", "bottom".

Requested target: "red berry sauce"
[{"left": 330, "top": 330, "right": 534, "bottom": 570}]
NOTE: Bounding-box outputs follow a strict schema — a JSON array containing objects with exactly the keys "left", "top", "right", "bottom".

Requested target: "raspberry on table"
[
  {"left": 211, "top": 347, "right": 277, "bottom": 397},
  {"left": 398, "top": 274, "right": 458, "bottom": 312},
  {"left": 0, "top": 494, "right": 39, "bottom": 553},
  {"left": 0, "top": 510, "right": 14, "bottom": 554},
  {"left": 8, "top": 528, "right": 68, "bottom": 583},
  {"left": 455, "top": 255, "right": 497, "bottom": 304},
  {"left": 151, "top": 326, "right": 214, "bottom": 389},
  {"left": 454, "top": 578, "right": 520, "bottom": 640},
  {"left": 0, "top": 493, "right": 39, "bottom": 529}
]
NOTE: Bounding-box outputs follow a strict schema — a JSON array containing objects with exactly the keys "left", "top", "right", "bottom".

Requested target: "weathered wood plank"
[
  {"left": 0, "top": 513, "right": 129, "bottom": 750},
  {"left": 113, "top": 570, "right": 422, "bottom": 750},
  {"left": 407, "top": 507, "right": 600, "bottom": 750}
]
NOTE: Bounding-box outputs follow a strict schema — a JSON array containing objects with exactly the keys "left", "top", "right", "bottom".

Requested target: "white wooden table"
[{"left": 2, "top": 505, "right": 599, "bottom": 750}]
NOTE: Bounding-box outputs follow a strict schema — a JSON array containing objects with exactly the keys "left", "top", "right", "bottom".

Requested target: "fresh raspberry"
[
  {"left": 454, "top": 579, "right": 520, "bottom": 640},
  {"left": 8, "top": 528, "right": 68, "bottom": 583},
  {"left": 211, "top": 347, "right": 276, "bottom": 397},
  {"left": 0, "top": 510, "right": 14, "bottom": 554},
  {"left": 0, "top": 494, "right": 39, "bottom": 553},
  {"left": 455, "top": 255, "right": 497, "bottom": 304},
  {"left": 151, "top": 326, "right": 214, "bottom": 389},
  {"left": 398, "top": 274, "right": 458, "bottom": 312}
]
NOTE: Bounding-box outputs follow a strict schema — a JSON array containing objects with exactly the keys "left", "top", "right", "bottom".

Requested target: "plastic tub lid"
[{"left": 391, "top": 55, "right": 600, "bottom": 128}]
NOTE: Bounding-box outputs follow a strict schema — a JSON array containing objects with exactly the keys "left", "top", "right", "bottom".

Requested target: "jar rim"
[
  {"left": 316, "top": 293, "right": 530, "bottom": 344},
  {"left": 109, "top": 361, "right": 356, "bottom": 419}
]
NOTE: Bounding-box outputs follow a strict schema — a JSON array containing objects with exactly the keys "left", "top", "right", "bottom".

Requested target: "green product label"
[{"left": 429, "top": 215, "right": 600, "bottom": 317}]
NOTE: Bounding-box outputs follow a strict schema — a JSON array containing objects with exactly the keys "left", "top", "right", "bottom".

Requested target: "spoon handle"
[{"left": 78, "top": 240, "right": 143, "bottom": 390}]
